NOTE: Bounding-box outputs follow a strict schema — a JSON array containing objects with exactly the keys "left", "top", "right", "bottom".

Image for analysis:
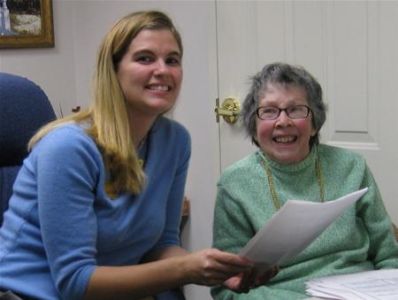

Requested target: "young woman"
[{"left": 0, "top": 11, "right": 260, "bottom": 300}]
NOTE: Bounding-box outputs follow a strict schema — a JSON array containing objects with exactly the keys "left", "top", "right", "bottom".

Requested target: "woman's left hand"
[{"left": 223, "top": 265, "right": 279, "bottom": 293}]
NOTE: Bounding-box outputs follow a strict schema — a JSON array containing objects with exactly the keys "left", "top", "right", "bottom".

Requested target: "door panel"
[{"left": 216, "top": 1, "right": 398, "bottom": 223}]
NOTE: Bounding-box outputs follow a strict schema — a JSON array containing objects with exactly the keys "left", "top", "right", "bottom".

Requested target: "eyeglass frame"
[{"left": 255, "top": 104, "right": 312, "bottom": 120}]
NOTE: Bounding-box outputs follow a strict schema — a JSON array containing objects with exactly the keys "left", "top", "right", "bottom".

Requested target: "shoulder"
[
  {"left": 219, "top": 152, "right": 260, "bottom": 185},
  {"left": 318, "top": 143, "right": 366, "bottom": 171},
  {"left": 32, "top": 123, "right": 102, "bottom": 165},
  {"left": 36, "top": 123, "right": 95, "bottom": 148},
  {"left": 318, "top": 143, "right": 364, "bottom": 160}
]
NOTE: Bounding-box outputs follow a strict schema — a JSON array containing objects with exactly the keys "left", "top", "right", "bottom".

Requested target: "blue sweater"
[{"left": 0, "top": 117, "right": 191, "bottom": 300}]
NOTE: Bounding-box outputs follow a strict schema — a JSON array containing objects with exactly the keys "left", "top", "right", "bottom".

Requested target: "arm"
[
  {"left": 212, "top": 183, "right": 276, "bottom": 298},
  {"left": 358, "top": 165, "right": 398, "bottom": 268},
  {"left": 85, "top": 248, "right": 251, "bottom": 300},
  {"left": 36, "top": 127, "right": 101, "bottom": 299},
  {"left": 213, "top": 185, "right": 256, "bottom": 255}
]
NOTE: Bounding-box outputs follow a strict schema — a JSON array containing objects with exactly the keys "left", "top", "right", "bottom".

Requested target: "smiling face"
[
  {"left": 255, "top": 83, "right": 317, "bottom": 164},
  {"left": 116, "top": 29, "right": 183, "bottom": 120}
]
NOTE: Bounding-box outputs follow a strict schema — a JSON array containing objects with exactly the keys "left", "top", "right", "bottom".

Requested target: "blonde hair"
[{"left": 29, "top": 11, "right": 183, "bottom": 197}]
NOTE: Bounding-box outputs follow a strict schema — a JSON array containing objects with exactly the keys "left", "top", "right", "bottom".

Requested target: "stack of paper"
[
  {"left": 306, "top": 269, "right": 398, "bottom": 300},
  {"left": 239, "top": 188, "right": 368, "bottom": 272}
]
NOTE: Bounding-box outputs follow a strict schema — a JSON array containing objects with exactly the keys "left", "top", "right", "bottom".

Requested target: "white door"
[{"left": 215, "top": 0, "right": 398, "bottom": 224}]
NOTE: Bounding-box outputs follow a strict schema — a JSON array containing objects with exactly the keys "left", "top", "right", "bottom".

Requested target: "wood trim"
[
  {"left": 394, "top": 224, "right": 398, "bottom": 241},
  {"left": 0, "top": 0, "right": 54, "bottom": 49}
]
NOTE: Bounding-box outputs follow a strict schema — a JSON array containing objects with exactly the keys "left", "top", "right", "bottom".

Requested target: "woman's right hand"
[
  {"left": 224, "top": 265, "right": 279, "bottom": 292},
  {"left": 182, "top": 248, "right": 253, "bottom": 286}
]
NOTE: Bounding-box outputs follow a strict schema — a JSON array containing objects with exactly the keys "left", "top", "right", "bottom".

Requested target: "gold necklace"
[{"left": 262, "top": 151, "right": 325, "bottom": 210}]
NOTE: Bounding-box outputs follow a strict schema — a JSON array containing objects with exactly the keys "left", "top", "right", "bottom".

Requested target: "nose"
[
  {"left": 275, "top": 110, "right": 292, "bottom": 127},
  {"left": 153, "top": 59, "right": 169, "bottom": 75}
]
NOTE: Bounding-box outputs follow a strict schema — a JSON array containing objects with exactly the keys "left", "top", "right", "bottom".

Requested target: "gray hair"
[{"left": 241, "top": 62, "right": 326, "bottom": 147}]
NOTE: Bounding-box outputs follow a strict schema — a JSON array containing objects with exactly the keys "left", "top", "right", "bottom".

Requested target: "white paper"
[
  {"left": 306, "top": 269, "right": 398, "bottom": 300},
  {"left": 239, "top": 188, "right": 368, "bottom": 272}
]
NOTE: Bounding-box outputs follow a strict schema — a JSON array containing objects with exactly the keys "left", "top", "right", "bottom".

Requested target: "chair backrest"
[{"left": 0, "top": 72, "right": 56, "bottom": 225}]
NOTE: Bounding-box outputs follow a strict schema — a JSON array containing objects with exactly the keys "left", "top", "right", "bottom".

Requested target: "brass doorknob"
[{"left": 214, "top": 97, "right": 241, "bottom": 124}]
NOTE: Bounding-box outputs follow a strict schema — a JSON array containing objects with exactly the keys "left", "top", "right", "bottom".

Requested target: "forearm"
[
  {"left": 85, "top": 247, "right": 252, "bottom": 300},
  {"left": 84, "top": 246, "right": 252, "bottom": 299},
  {"left": 144, "top": 245, "right": 189, "bottom": 262},
  {"left": 84, "top": 254, "right": 189, "bottom": 300}
]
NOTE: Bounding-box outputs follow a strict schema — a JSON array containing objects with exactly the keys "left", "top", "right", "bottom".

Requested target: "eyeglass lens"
[{"left": 257, "top": 105, "right": 310, "bottom": 120}]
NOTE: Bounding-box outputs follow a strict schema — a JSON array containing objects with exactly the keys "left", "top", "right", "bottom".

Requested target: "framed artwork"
[{"left": 0, "top": 0, "right": 54, "bottom": 49}]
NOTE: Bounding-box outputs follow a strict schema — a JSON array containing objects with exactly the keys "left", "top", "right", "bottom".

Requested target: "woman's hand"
[
  {"left": 223, "top": 265, "right": 279, "bottom": 293},
  {"left": 182, "top": 249, "right": 253, "bottom": 286}
]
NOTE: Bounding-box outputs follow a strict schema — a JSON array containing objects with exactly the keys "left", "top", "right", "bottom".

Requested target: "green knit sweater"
[{"left": 212, "top": 144, "right": 398, "bottom": 299}]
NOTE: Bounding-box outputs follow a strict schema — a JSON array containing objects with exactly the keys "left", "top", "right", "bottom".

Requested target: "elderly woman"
[{"left": 212, "top": 62, "right": 398, "bottom": 299}]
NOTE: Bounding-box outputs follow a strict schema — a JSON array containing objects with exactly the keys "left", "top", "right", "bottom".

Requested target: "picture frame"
[{"left": 0, "top": 0, "right": 54, "bottom": 49}]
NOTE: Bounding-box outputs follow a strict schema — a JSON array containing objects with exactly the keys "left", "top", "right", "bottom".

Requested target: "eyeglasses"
[{"left": 256, "top": 105, "right": 311, "bottom": 120}]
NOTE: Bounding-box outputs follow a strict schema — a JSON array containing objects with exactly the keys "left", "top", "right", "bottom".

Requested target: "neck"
[
  {"left": 261, "top": 146, "right": 324, "bottom": 210},
  {"left": 128, "top": 113, "right": 157, "bottom": 148}
]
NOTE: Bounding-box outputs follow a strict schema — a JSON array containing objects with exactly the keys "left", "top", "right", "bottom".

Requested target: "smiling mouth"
[
  {"left": 147, "top": 84, "right": 171, "bottom": 91},
  {"left": 273, "top": 136, "right": 297, "bottom": 143}
]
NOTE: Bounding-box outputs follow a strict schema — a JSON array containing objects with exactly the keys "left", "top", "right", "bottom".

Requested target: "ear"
[
  {"left": 252, "top": 135, "right": 259, "bottom": 146},
  {"left": 310, "top": 115, "right": 317, "bottom": 136},
  {"left": 310, "top": 126, "right": 317, "bottom": 137}
]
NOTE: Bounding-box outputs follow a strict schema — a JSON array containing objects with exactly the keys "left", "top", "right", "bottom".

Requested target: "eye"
[
  {"left": 288, "top": 106, "right": 300, "bottom": 113},
  {"left": 262, "top": 107, "right": 278, "bottom": 114},
  {"left": 166, "top": 55, "right": 181, "bottom": 66},
  {"left": 287, "top": 105, "right": 310, "bottom": 119},
  {"left": 135, "top": 54, "right": 154, "bottom": 64}
]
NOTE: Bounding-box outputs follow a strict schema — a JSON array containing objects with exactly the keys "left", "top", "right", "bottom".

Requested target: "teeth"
[
  {"left": 149, "top": 85, "right": 169, "bottom": 91},
  {"left": 275, "top": 136, "right": 295, "bottom": 143}
]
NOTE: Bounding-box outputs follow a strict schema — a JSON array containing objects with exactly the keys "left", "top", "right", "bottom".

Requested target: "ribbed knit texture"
[
  {"left": 0, "top": 117, "right": 191, "bottom": 300},
  {"left": 212, "top": 144, "right": 398, "bottom": 299}
]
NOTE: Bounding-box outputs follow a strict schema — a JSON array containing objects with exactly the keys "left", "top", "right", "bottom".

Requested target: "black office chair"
[{"left": 0, "top": 72, "right": 56, "bottom": 225}]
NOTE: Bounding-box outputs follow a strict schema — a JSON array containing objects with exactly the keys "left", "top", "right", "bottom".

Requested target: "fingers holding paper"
[
  {"left": 224, "top": 265, "right": 279, "bottom": 293},
  {"left": 184, "top": 249, "right": 253, "bottom": 286},
  {"left": 185, "top": 248, "right": 278, "bottom": 291}
]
